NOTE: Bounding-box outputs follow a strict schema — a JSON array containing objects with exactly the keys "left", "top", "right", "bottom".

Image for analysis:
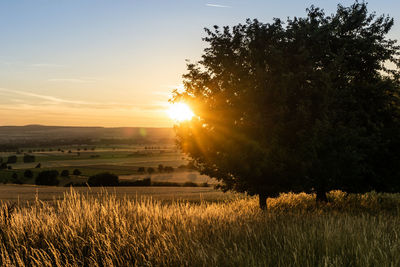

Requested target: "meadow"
[
  {"left": 0, "top": 145, "right": 213, "bottom": 186},
  {"left": 0, "top": 189, "right": 399, "bottom": 266}
]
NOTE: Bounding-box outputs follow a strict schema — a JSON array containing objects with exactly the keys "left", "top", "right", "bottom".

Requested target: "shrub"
[
  {"left": 73, "top": 169, "right": 81, "bottom": 175},
  {"left": 60, "top": 170, "right": 70, "bottom": 177},
  {"left": 35, "top": 170, "right": 59, "bottom": 186},
  {"left": 119, "top": 178, "right": 151, "bottom": 187},
  {"left": 158, "top": 164, "right": 164, "bottom": 173},
  {"left": 183, "top": 181, "right": 198, "bottom": 187},
  {"left": 164, "top": 166, "right": 174, "bottom": 173},
  {"left": 147, "top": 167, "right": 155, "bottom": 175},
  {"left": 24, "top": 170, "right": 34, "bottom": 179},
  {"left": 137, "top": 167, "right": 145, "bottom": 173},
  {"left": 88, "top": 172, "right": 119, "bottom": 187},
  {"left": 7, "top": 155, "right": 17, "bottom": 164},
  {"left": 11, "top": 173, "right": 23, "bottom": 184},
  {"left": 23, "top": 154, "right": 35, "bottom": 163}
]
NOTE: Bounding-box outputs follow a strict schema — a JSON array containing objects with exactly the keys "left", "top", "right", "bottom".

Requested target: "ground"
[{"left": 0, "top": 145, "right": 215, "bottom": 186}]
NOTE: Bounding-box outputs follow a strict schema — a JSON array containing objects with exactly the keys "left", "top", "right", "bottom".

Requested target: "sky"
[{"left": 0, "top": 0, "right": 399, "bottom": 127}]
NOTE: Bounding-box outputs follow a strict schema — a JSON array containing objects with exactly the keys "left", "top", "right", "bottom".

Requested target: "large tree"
[{"left": 171, "top": 2, "right": 400, "bottom": 209}]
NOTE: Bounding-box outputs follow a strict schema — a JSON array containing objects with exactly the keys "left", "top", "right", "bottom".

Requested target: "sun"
[{"left": 167, "top": 103, "right": 194, "bottom": 122}]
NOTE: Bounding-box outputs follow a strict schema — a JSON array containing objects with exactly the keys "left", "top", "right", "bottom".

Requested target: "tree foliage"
[{"left": 171, "top": 2, "right": 400, "bottom": 208}]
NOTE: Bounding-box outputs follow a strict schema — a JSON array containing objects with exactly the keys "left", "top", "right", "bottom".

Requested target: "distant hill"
[{"left": 0, "top": 125, "right": 175, "bottom": 147}]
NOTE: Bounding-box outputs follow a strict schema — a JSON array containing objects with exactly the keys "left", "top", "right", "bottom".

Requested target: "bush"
[
  {"left": 147, "top": 167, "right": 155, "bottom": 175},
  {"left": 158, "top": 164, "right": 164, "bottom": 173},
  {"left": 35, "top": 170, "right": 59, "bottom": 186},
  {"left": 164, "top": 166, "right": 174, "bottom": 173},
  {"left": 0, "top": 163, "right": 7, "bottom": 169},
  {"left": 137, "top": 167, "right": 145, "bottom": 173},
  {"left": 73, "top": 169, "right": 81, "bottom": 175},
  {"left": 11, "top": 172, "right": 23, "bottom": 184},
  {"left": 183, "top": 182, "right": 198, "bottom": 187},
  {"left": 24, "top": 170, "right": 34, "bottom": 179},
  {"left": 60, "top": 170, "right": 70, "bottom": 177},
  {"left": 23, "top": 155, "right": 35, "bottom": 163},
  {"left": 87, "top": 172, "right": 119, "bottom": 187},
  {"left": 7, "top": 155, "right": 17, "bottom": 164},
  {"left": 119, "top": 178, "right": 151, "bottom": 187}
]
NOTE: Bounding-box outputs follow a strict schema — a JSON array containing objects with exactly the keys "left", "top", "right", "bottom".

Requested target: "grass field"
[{"left": 0, "top": 190, "right": 399, "bottom": 266}]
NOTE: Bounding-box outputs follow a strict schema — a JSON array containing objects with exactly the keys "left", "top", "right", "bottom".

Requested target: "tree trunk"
[
  {"left": 259, "top": 193, "right": 267, "bottom": 210},
  {"left": 316, "top": 190, "right": 328, "bottom": 203}
]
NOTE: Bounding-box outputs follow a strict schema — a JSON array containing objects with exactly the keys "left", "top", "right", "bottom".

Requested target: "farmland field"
[
  {"left": 0, "top": 190, "right": 399, "bottom": 266},
  {"left": 0, "top": 145, "right": 215, "bottom": 186},
  {"left": 0, "top": 184, "right": 230, "bottom": 203}
]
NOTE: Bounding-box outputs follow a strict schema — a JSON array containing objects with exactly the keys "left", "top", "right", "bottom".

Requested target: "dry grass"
[{"left": 0, "top": 190, "right": 399, "bottom": 266}]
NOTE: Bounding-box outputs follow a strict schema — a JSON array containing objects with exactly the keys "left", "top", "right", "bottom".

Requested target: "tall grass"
[{"left": 0, "top": 190, "right": 399, "bottom": 266}]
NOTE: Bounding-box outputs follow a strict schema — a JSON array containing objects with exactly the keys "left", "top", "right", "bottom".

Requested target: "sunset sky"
[{"left": 1, "top": 0, "right": 399, "bottom": 127}]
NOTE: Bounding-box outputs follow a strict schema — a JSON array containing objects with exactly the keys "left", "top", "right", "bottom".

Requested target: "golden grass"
[{"left": 0, "top": 190, "right": 399, "bottom": 266}]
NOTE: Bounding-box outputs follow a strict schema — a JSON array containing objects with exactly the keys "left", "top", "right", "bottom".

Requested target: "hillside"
[{"left": 0, "top": 125, "right": 175, "bottom": 146}]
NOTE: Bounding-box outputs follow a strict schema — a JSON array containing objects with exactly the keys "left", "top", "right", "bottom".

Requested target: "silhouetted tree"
[
  {"left": 73, "top": 169, "right": 81, "bottom": 175},
  {"left": 137, "top": 167, "right": 145, "bottom": 173},
  {"left": 171, "top": 2, "right": 400, "bottom": 209}
]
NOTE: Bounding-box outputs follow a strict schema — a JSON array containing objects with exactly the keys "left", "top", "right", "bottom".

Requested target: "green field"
[{"left": 0, "top": 146, "right": 213, "bottom": 186}]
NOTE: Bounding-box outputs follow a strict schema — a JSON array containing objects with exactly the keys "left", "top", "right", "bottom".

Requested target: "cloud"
[
  {"left": 206, "top": 3, "right": 231, "bottom": 8},
  {"left": 0, "top": 87, "right": 166, "bottom": 112},
  {"left": 47, "top": 78, "right": 97, "bottom": 83},
  {"left": 0, "top": 61, "right": 65, "bottom": 68},
  {"left": 30, "top": 63, "right": 65, "bottom": 68},
  {"left": 0, "top": 87, "right": 88, "bottom": 105}
]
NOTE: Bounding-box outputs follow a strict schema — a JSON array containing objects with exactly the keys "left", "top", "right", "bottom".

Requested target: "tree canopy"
[{"left": 171, "top": 2, "right": 400, "bottom": 209}]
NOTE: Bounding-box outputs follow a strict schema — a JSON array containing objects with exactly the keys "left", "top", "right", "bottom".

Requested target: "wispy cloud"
[
  {"left": 206, "top": 3, "right": 231, "bottom": 8},
  {"left": 0, "top": 87, "right": 165, "bottom": 113},
  {"left": 47, "top": 78, "right": 97, "bottom": 83},
  {"left": 30, "top": 63, "right": 65, "bottom": 68},
  {"left": 0, "top": 61, "right": 65, "bottom": 68},
  {"left": 0, "top": 87, "right": 88, "bottom": 105}
]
